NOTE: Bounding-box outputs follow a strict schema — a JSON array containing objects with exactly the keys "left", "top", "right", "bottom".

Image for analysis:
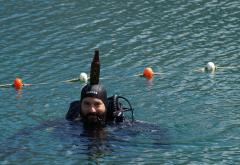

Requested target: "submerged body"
[{"left": 1, "top": 118, "right": 169, "bottom": 156}]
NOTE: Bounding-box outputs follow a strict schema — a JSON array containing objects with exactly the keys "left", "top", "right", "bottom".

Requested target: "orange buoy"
[
  {"left": 14, "top": 78, "right": 23, "bottom": 89},
  {"left": 143, "top": 67, "right": 154, "bottom": 79}
]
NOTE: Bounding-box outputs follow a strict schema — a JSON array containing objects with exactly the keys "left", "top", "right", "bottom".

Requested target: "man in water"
[
  {"left": 66, "top": 84, "right": 109, "bottom": 127},
  {"left": 66, "top": 49, "right": 133, "bottom": 128}
]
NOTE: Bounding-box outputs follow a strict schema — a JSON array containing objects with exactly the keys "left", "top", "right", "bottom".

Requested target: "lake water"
[{"left": 0, "top": 0, "right": 240, "bottom": 164}]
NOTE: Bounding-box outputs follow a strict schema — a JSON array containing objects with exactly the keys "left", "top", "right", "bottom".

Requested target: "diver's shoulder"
[{"left": 66, "top": 100, "right": 81, "bottom": 121}]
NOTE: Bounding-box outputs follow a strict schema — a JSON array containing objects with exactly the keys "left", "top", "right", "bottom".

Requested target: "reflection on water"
[
  {"left": 1, "top": 0, "right": 240, "bottom": 164},
  {"left": 0, "top": 119, "right": 169, "bottom": 164}
]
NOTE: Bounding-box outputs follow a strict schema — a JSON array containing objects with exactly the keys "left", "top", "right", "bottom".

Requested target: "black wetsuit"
[
  {"left": 65, "top": 99, "right": 124, "bottom": 123},
  {"left": 65, "top": 101, "right": 82, "bottom": 121}
]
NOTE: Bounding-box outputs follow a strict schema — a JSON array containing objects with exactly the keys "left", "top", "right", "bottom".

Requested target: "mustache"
[
  {"left": 86, "top": 112, "right": 98, "bottom": 117},
  {"left": 86, "top": 113, "right": 104, "bottom": 121},
  {"left": 84, "top": 112, "right": 105, "bottom": 126},
  {"left": 87, "top": 113, "right": 104, "bottom": 121}
]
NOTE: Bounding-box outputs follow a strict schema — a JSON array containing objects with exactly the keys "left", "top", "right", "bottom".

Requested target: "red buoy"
[
  {"left": 143, "top": 67, "right": 154, "bottom": 79},
  {"left": 14, "top": 78, "right": 23, "bottom": 90}
]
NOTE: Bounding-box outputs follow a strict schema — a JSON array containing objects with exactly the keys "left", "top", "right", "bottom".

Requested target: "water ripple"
[{"left": 1, "top": 0, "right": 240, "bottom": 164}]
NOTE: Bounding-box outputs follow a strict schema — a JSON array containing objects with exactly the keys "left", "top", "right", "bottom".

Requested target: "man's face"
[{"left": 81, "top": 97, "right": 106, "bottom": 124}]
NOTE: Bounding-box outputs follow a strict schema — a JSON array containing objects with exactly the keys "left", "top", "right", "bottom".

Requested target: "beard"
[{"left": 82, "top": 112, "right": 106, "bottom": 127}]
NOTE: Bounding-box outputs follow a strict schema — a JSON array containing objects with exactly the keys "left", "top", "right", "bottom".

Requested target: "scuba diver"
[
  {"left": 0, "top": 50, "right": 169, "bottom": 162},
  {"left": 65, "top": 49, "right": 134, "bottom": 128}
]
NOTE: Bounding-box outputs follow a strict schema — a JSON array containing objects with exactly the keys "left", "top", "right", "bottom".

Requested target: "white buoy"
[
  {"left": 206, "top": 62, "right": 216, "bottom": 72},
  {"left": 79, "top": 72, "right": 88, "bottom": 83}
]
